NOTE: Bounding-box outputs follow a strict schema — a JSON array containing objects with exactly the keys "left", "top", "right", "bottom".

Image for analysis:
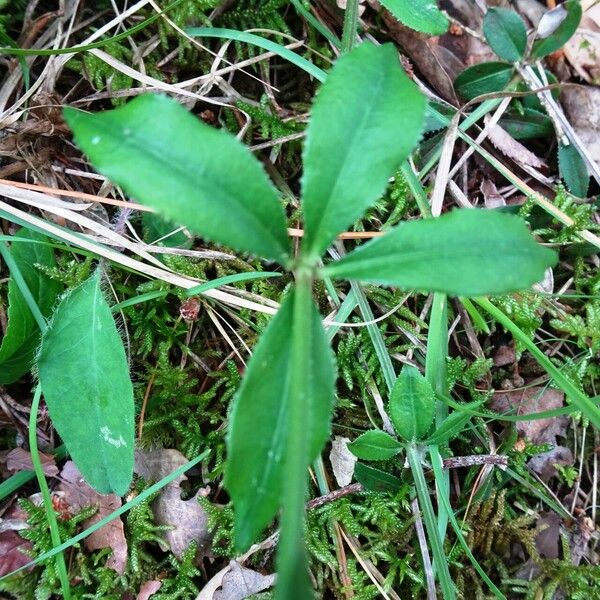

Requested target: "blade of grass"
[
  {"left": 475, "top": 297, "right": 600, "bottom": 429},
  {"left": 28, "top": 386, "right": 70, "bottom": 599},
  {"left": 406, "top": 443, "right": 456, "bottom": 599},
  {"left": 184, "top": 271, "right": 282, "bottom": 296},
  {"left": 430, "top": 449, "right": 507, "bottom": 599},
  {"left": 341, "top": 0, "right": 361, "bottom": 53},
  {"left": 291, "top": 0, "right": 341, "bottom": 49},
  {"left": 186, "top": 28, "right": 326, "bottom": 83}
]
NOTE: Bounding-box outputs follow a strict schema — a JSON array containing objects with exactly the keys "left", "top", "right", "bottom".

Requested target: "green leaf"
[
  {"left": 483, "top": 7, "right": 527, "bottom": 62},
  {"left": 142, "top": 212, "right": 193, "bottom": 249},
  {"left": 354, "top": 463, "right": 403, "bottom": 493},
  {"left": 323, "top": 209, "right": 557, "bottom": 297},
  {"left": 348, "top": 430, "right": 403, "bottom": 461},
  {"left": 64, "top": 94, "right": 290, "bottom": 264},
  {"left": 301, "top": 43, "right": 426, "bottom": 258},
  {"left": 423, "top": 410, "right": 473, "bottom": 446},
  {"left": 531, "top": 1, "right": 582, "bottom": 59},
  {"left": 225, "top": 289, "right": 335, "bottom": 551},
  {"left": 37, "top": 271, "right": 134, "bottom": 495},
  {"left": 454, "top": 62, "right": 514, "bottom": 100},
  {"left": 559, "top": 142, "right": 589, "bottom": 198},
  {"left": 389, "top": 366, "right": 435, "bottom": 442},
  {"left": 380, "top": 0, "right": 449, "bottom": 35},
  {"left": 0, "top": 231, "right": 62, "bottom": 384},
  {"left": 499, "top": 108, "right": 553, "bottom": 140}
]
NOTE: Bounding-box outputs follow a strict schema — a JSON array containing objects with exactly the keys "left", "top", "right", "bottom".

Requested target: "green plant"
[{"left": 63, "top": 42, "right": 557, "bottom": 599}]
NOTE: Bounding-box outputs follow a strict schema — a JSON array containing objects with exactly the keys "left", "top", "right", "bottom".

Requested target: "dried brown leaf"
[
  {"left": 197, "top": 561, "right": 275, "bottom": 600},
  {"left": 6, "top": 448, "right": 58, "bottom": 477},
  {"left": 329, "top": 436, "right": 356, "bottom": 487},
  {"left": 485, "top": 117, "right": 547, "bottom": 169},
  {"left": 562, "top": 86, "right": 600, "bottom": 168},
  {"left": 59, "top": 461, "right": 127, "bottom": 574},
  {"left": 134, "top": 449, "right": 211, "bottom": 558},
  {"left": 564, "top": 4, "right": 600, "bottom": 83}
]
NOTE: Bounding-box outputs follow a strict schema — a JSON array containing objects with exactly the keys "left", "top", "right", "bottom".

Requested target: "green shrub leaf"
[
  {"left": 324, "top": 209, "right": 557, "bottom": 296},
  {"left": 423, "top": 410, "right": 473, "bottom": 446},
  {"left": 483, "top": 7, "right": 527, "bottom": 62},
  {"left": 354, "top": 462, "right": 403, "bottom": 493},
  {"left": 389, "top": 366, "right": 435, "bottom": 442},
  {"left": 37, "top": 271, "right": 134, "bottom": 495},
  {"left": 454, "top": 62, "right": 514, "bottom": 100},
  {"left": 531, "top": 0, "right": 582, "bottom": 59},
  {"left": 558, "top": 143, "right": 589, "bottom": 198},
  {"left": 499, "top": 108, "right": 553, "bottom": 140},
  {"left": 0, "top": 230, "right": 61, "bottom": 384},
  {"left": 348, "top": 430, "right": 403, "bottom": 461},
  {"left": 64, "top": 94, "right": 290, "bottom": 264},
  {"left": 380, "top": 0, "right": 449, "bottom": 35},
  {"left": 301, "top": 43, "right": 426, "bottom": 259},
  {"left": 225, "top": 290, "right": 335, "bottom": 551}
]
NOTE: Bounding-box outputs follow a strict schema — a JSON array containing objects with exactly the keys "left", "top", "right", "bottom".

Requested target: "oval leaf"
[
  {"left": 454, "top": 62, "right": 514, "bottom": 100},
  {"left": 225, "top": 290, "right": 335, "bottom": 551},
  {"left": 37, "top": 271, "right": 134, "bottom": 495},
  {"left": 301, "top": 43, "right": 426, "bottom": 258},
  {"left": 531, "top": 1, "right": 582, "bottom": 59},
  {"left": 380, "top": 0, "right": 449, "bottom": 35},
  {"left": 348, "top": 430, "right": 403, "bottom": 461},
  {"left": 558, "top": 143, "right": 589, "bottom": 198},
  {"left": 389, "top": 366, "right": 435, "bottom": 442},
  {"left": 64, "top": 94, "right": 290, "bottom": 264},
  {"left": 0, "top": 230, "right": 62, "bottom": 384},
  {"left": 483, "top": 7, "right": 527, "bottom": 62},
  {"left": 324, "top": 209, "right": 557, "bottom": 297},
  {"left": 498, "top": 108, "right": 553, "bottom": 140}
]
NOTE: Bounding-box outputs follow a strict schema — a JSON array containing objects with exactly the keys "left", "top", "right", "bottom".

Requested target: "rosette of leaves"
[{"left": 65, "top": 42, "right": 555, "bottom": 599}]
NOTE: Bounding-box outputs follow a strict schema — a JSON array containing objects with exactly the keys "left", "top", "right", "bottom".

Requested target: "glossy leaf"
[
  {"left": 0, "top": 230, "right": 61, "bottom": 384},
  {"left": 225, "top": 290, "right": 335, "bottom": 551},
  {"left": 559, "top": 143, "right": 589, "bottom": 198},
  {"left": 389, "top": 366, "right": 435, "bottom": 442},
  {"left": 354, "top": 463, "right": 403, "bottom": 493},
  {"left": 532, "top": 1, "right": 582, "bottom": 59},
  {"left": 499, "top": 108, "right": 553, "bottom": 140},
  {"left": 301, "top": 43, "right": 426, "bottom": 258},
  {"left": 380, "top": 0, "right": 449, "bottom": 35},
  {"left": 483, "top": 7, "right": 527, "bottom": 62},
  {"left": 324, "top": 209, "right": 557, "bottom": 297},
  {"left": 347, "top": 430, "right": 403, "bottom": 461},
  {"left": 64, "top": 95, "right": 290, "bottom": 264},
  {"left": 37, "top": 271, "right": 134, "bottom": 495},
  {"left": 454, "top": 62, "right": 513, "bottom": 100}
]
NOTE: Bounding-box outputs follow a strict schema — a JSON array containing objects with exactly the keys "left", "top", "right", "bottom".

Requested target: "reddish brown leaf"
[
  {"left": 137, "top": 580, "right": 162, "bottom": 600},
  {"left": 0, "top": 530, "right": 33, "bottom": 577},
  {"left": 6, "top": 448, "right": 58, "bottom": 477},
  {"left": 59, "top": 461, "right": 127, "bottom": 574}
]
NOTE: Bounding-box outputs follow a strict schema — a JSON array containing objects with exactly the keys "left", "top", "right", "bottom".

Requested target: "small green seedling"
[
  {"left": 454, "top": 2, "right": 589, "bottom": 197},
  {"left": 64, "top": 42, "right": 555, "bottom": 599}
]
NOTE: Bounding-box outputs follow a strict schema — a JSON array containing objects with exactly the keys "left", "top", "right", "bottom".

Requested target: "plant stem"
[
  {"left": 341, "top": 0, "right": 360, "bottom": 53},
  {"left": 29, "top": 385, "right": 71, "bottom": 600},
  {"left": 276, "top": 269, "right": 314, "bottom": 600},
  {"left": 406, "top": 444, "right": 456, "bottom": 599},
  {"left": 475, "top": 297, "right": 600, "bottom": 430}
]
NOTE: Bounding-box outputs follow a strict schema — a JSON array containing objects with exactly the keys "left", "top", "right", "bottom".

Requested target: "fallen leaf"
[
  {"left": 134, "top": 449, "right": 211, "bottom": 558},
  {"left": 535, "top": 511, "right": 562, "bottom": 559},
  {"left": 493, "top": 344, "right": 516, "bottom": 367},
  {"left": 491, "top": 387, "right": 567, "bottom": 445},
  {"left": 329, "top": 436, "right": 356, "bottom": 487},
  {"left": 197, "top": 561, "right": 275, "bottom": 600},
  {"left": 485, "top": 117, "right": 547, "bottom": 169},
  {"left": 491, "top": 387, "right": 573, "bottom": 478},
  {"left": 137, "top": 580, "right": 162, "bottom": 600},
  {"left": 564, "top": 3, "right": 600, "bottom": 83},
  {"left": 6, "top": 448, "right": 59, "bottom": 477},
  {"left": 480, "top": 179, "right": 506, "bottom": 209},
  {"left": 561, "top": 86, "right": 600, "bottom": 168},
  {"left": 59, "top": 461, "right": 128, "bottom": 574},
  {"left": 0, "top": 530, "right": 33, "bottom": 577},
  {"left": 569, "top": 513, "right": 595, "bottom": 566}
]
